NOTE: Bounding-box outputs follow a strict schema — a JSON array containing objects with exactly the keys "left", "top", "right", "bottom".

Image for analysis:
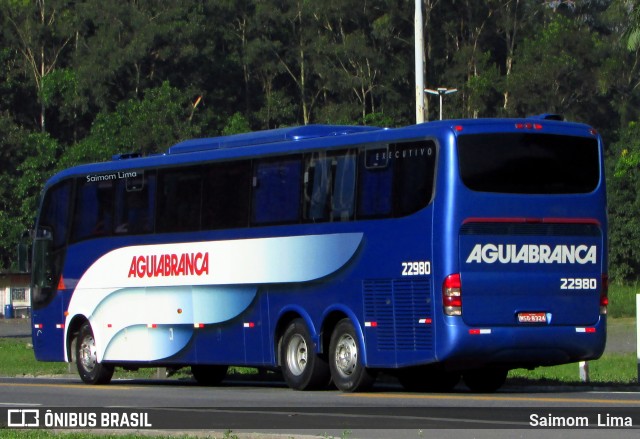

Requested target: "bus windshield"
[{"left": 457, "top": 133, "right": 600, "bottom": 194}]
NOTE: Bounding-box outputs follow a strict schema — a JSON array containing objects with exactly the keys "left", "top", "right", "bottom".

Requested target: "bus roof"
[
  {"left": 44, "top": 117, "right": 597, "bottom": 188},
  {"left": 166, "top": 124, "right": 383, "bottom": 155}
]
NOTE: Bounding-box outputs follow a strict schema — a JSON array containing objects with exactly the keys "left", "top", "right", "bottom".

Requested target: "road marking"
[
  {"left": 0, "top": 402, "right": 41, "bottom": 406},
  {"left": 0, "top": 382, "right": 134, "bottom": 391},
  {"left": 151, "top": 407, "right": 526, "bottom": 427},
  {"left": 343, "top": 392, "right": 640, "bottom": 405}
]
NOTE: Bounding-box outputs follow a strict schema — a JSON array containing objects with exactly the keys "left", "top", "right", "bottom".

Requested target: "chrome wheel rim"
[
  {"left": 79, "top": 334, "right": 97, "bottom": 372},
  {"left": 286, "top": 334, "right": 308, "bottom": 376},
  {"left": 334, "top": 334, "right": 357, "bottom": 377}
]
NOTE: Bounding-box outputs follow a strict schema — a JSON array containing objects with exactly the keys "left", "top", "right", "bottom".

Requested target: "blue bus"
[{"left": 26, "top": 116, "right": 607, "bottom": 392}]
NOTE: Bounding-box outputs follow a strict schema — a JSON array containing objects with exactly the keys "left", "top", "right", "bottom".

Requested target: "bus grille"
[{"left": 363, "top": 279, "right": 433, "bottom": 351}]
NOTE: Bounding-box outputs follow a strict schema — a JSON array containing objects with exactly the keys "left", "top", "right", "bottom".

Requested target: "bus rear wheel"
[
  {"left": 76, "top": 322, "right": 114, "bottom": 385},
  {"left": 329, "top": 319, "right": 376, "bottom": 392},
  {"left": 463, "top": 368, "right": 508, "bottom": 393},
  {"left": 191, "top": 365, "right": 228, "bottom": 386},
  {"left": 280, "top": 319, "right": 331, "bottom": 390}
]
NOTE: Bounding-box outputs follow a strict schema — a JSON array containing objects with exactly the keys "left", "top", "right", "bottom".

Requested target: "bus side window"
[
  {"left": 252, "top": 157, "right": 302, "bottom": 225},
  {"left": 304, "top": 150, "right": 356, "bottom": 223},
  {"left": 331, "top": 152, "right": 356, "bottom": 221},
  {"left": 202, "top": 160, "right": 252, "bottom": 230},
  {"left": 358, "top": 147, "right": 393, "bottom": 218},
  {"left": 304, "top": 153, "right": 331, "bottom": 222},
  {"left": 114, "top": 172, "right": 156, "bottom": 235},
  {"left": 72, "top": 179, "right": 115, "bottom": 242},
  {"left": 393, "top": 141, "right": 436, "bottom": 216},
  {"left": 157, "top": 167, "right": 203, "bottom": 233}
]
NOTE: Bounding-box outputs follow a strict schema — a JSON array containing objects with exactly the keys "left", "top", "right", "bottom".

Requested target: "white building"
[{"left": 0, "top": 273, "right": 31, "bottom": 318}]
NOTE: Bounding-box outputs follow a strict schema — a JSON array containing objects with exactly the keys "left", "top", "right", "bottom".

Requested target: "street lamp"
[{"left": 424, "top": 87, "right": 458, "bottom": 120}]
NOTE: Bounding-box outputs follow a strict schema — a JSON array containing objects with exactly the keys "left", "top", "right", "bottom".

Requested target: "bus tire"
[
  {"left": 191, "top": 365, "right": 228, "bottom": 386},
  {"left": 398, "top": 367, "right": 460, "bottom": 392},
  {"left": 329, "top": 319, "right": 376, "bottom": 392},
  {"left": 280, "top": 319, "right": 330, "bottom": 390},
  {"left": 463, "top": 368, "right": 508, "bottom": 393},
  {"left": 76, "top": 321, "right": 114, "bottom": 385}
]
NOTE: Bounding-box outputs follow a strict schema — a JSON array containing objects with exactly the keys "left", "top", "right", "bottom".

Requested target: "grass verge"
[
  {"left": 508, "top": 352, "right": 637, "bottom": 385},
  {"left": 1, "top": 337, "right": 637, "bottom": 385},
  {"left": 0, "top": 337, "right": 262, "bottom": 381},
  {"left": 0, "top": 338, "right": 69, "bottom": 377},
  {"left": 608, "top": 282, "right": 639, "bottom": 318}
]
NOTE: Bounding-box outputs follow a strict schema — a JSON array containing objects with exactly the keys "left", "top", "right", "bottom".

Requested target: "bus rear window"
[{"left": 457, "top": 133, "right": 599, "bottom": 194}]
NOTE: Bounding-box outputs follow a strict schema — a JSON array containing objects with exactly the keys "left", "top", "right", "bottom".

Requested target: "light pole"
[
  {"left": 424, "top": 87, "right": 458, "bottom": 120},
  {"left": 414, "top": 0, "right": 425, "bottom": 123}
]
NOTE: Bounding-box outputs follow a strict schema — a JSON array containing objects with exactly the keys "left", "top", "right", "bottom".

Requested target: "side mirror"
[{"left": 32, "top": 234, "right": 54, "bottom": 289}]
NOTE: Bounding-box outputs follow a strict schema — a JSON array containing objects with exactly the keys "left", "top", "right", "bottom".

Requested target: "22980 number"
[
  {"left": 402, "top": 261, "right": 431, "bottom": 276},
  {"left": 560, "top": 278, "right": 597, "bottom": 290}
]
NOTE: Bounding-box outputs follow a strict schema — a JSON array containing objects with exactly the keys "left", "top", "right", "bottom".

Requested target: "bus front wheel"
[
  {"left": 76, "top": 322, "right": 114, "bottom": 385},
  {"left": 329, "top": 319, "right": 376, "bottom": 392},
  {"left": 280, "top": 319, "right": 331, "bottom": 390}
]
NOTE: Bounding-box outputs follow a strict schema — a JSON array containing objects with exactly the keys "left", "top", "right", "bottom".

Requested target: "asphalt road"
[
  {"left": 0, "top": 318, "right": 30, "bottom": 338},
  {"left": 1, "top": 316, "right": 638, "bottom": 438},
  {"left": 1, "top": 376, "right": 639, "bottom": 438}
]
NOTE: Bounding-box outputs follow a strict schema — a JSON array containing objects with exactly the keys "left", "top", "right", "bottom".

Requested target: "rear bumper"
[{"left": 435, "top": 316, "right": 606, "bottom": 370}]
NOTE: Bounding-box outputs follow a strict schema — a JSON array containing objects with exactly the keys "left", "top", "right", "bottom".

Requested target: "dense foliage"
[{"left": 1, "top": 0, "right": 640, "bottom": 281}]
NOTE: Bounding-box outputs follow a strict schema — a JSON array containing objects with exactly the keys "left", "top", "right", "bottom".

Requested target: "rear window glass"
[{"left": 457, "top": 133, "right": 599, "bottom": 194}]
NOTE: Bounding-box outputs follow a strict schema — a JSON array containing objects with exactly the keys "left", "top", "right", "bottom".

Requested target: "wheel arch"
[
  {"left": 274, "top": 306, "right": 315, "bottom": 367},
  {"left": 65, "top": 314, "right": 89, "bottom": 362},
  {"left": 321, "top": 306, "right": 367, "bottom": 365}
]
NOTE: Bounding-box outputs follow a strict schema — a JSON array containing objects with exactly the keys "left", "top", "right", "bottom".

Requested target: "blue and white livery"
[{"left": 28, "top": 118, "right": 607, "bottom": 392}]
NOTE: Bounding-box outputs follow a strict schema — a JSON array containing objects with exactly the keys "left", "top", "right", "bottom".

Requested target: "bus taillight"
[
  {"left": 515, "top": 122, "right": 542, "bottom": 130},
  {"left": 600, "top": 274, "right": 609, "bottom": 315},
  {"left": 443, "top": 274, "right": 462, "bottom": 316}
]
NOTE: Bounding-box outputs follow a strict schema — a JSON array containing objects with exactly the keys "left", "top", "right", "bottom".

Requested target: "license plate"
[{"left": 517, "top": 312, "right": 547, "bottom": 323}]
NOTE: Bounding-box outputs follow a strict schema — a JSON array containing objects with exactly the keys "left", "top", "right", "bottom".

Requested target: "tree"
[
  {"left": 506, "top": 14, "right": 606, "bottom": 121},
  {"left": 223, "top": 112, "right": 251, "bottom": 135},
  {"left": 607, "top": 121, "right": 640, "bottom": 281},
  {"left": 626, "top": 0, "right": 640, "bottom": 50},
  {"left": 601, "top": 0, "right": 640, "bottom": 127},
  {"left": 457, "top": 49, "right": 502, "bottom": 118},
  {"left": 313, "top": 0, "right": 408, "bottom": 125},
  {"left": 489, "top": 0, "right": 542, "bottom": 113},
  {"left": 0, "top": 116, "right": 34, "bottom": 268},
  {"left": 254, "top": 0, "right": 327, "bottom": 124},
  {"left": 59, "top": 82, "right": 201, "bottom": 168},
  {"left": 1, "top": 0, "right": 76, "bottom": 133}
]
